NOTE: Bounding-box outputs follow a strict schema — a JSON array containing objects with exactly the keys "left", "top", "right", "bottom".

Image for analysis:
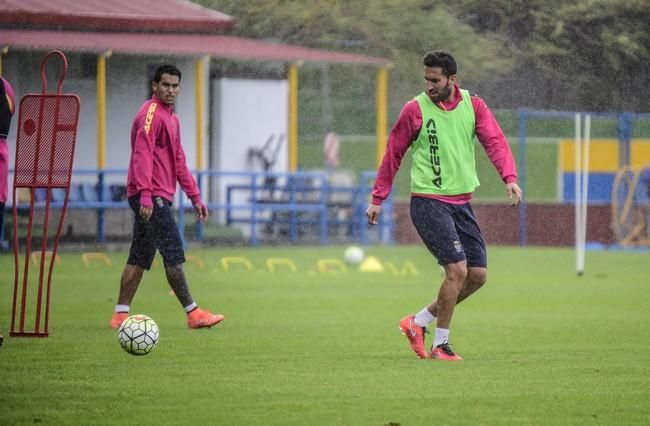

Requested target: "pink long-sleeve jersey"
[
  {"left": 126, "top": 95, "right": 202, "bottom": 209},
  {"left": 372, "top": 85, "right": 517, "bottom": 205}
]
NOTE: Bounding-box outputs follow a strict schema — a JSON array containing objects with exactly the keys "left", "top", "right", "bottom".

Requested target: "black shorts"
[
  {"left": 127, "top": 195, "right": 185, "bottom": 270},
  {"left": 409, "top": 196, "right": 487, "bottom": 267}
]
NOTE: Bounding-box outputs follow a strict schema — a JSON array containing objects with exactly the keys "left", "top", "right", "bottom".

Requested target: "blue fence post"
[
  {"left": 383, "top": 196, "right": 394, "bottom": 244},
  {"left": 377, "top": 195, "right": 387, "bottom": 244},
  {"left": 250, "top": 173, "right": 259, "bottom": 246},
  {"left": 97, "top": 171, "right": 105, "bottom": 243},
  {"left": 359, "top": 172, "right": 372, "bottom": 245},
  {"left": 517, "top": 109, "right": 528, "bottom": 246},
  {"left": 355, "top": 184, "right": 365, "bottom": 242},
  {"left": 359, "top": 175, "right": 367, "bottom": 244},
  {"left": 347, "top": 177, "right": 358, "bottom": 242},
  {"left": 288, "top": 173, "right": 297, "bottom": 241},
  {"left": 388, "top": 200, "right": 395, "bottom": 244},
  {"left": 320, "top": 173, "right": 329, "bottom": 245},
  {"left": 196, "top": 171, "right": 204, "bottom": 241},
  {"left": 226, "top": 184, "right": 233, "bottom": 225},
  {"left": 618, "top": 112, "right": 633, "bottom": 168}
]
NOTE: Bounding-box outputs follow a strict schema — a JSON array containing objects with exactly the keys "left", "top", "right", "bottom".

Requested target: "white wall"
[
  {"left": 214, "top": 78, "right": 288, "bottom": 173},
  {"left": 211, "top": 78, "right": 288, "bottom": 227}
]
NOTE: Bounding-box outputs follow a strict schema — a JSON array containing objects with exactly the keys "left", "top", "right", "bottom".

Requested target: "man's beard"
[{"left": 428, "top": 85, "right": 451, "bottom": 102}]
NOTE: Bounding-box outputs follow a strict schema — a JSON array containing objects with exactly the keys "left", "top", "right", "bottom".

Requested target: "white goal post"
[{"left": 574, "top": 113, "right": 591, "bottom": 276}]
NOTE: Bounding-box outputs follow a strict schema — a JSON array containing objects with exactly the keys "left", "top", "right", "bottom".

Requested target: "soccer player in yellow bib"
[{"left": 366, "top": 51, "right": 522, "bottom": 360}]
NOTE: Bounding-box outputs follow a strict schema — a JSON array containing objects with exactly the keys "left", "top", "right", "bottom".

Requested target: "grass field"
[{"left": 1, "top": 245, "right": 649, "bottom": 425}]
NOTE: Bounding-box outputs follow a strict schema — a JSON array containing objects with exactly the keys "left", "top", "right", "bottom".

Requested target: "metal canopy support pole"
[
  {"left": 375, "top": 66, "right": 389, "bottom": 168},
  {"left": 96, "top": 52, "right": 109, "bottom": 170},
  {"left": 0, "top": 46, "right": 7, "bottom": 75},
  {"left": 287, "top": 62, "right": 301, "bottom": 172},
  {"left": 96, "top": 51, "right": 111, "bottom": 243},
  {"left": 195, "top": 56, "right": 209, "bottom": 171},
  {"left": 192, "top": 56, "right": 210, "bottom": 243}
]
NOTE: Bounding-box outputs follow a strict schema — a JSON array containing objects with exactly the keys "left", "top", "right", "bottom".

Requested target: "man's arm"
[
  {"left": 371, "top": 100, "right": 421, "bottom": 205},
  {"left": 367, "top": 100, "right": 421, "bottom": 224},
  {"left": 131, "top": 108, "right": 156, "bottom": 211}
]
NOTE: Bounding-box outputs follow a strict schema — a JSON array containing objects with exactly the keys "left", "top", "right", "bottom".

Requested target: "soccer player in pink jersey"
[{"left": 109, "top": 64, "right": 224, "bottom": 330}]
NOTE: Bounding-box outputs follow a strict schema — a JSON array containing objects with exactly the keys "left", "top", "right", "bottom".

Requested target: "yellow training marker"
[
  {"left": 81, "top": 252, "right": 112, "bottom": 267},
  {"left": 384, "top": 262, "right": 399, "bottom": 276},
  {"left": 266, "top": 258, "right": 297, "bottom": 273},
  {"left": 31, "top": 251, "right": 61, "bottom": 266},
  {"left": 359, "top": 256, "right": 384, "bottom": 272},
  {"left": 383, "top": 261, "right": 419, "bottom": 276},
  {"left": 401, "top": 261, "right": 419, "bottom": 276},
  {"left": 317, "top": 259, "right": 347, "bottom": 273},
  {"left": 222, "top": 256, "right": 253, "bottom": 272}
]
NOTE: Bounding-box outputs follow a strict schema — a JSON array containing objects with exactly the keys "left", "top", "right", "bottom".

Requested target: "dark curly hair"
[
  {"left": 422, "top": 51, "right": 457, "bottom": 77},
  {"left": 153, "top": 64, "right": 182, "bottom": 83}
]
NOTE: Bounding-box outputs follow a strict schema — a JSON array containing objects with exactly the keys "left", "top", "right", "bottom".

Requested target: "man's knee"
[
  {"left": 444, "top": 262, "right": 468, "bottom": 283},
  {"left": 467, "top": 267, "right": 487, "bottom": 287}
]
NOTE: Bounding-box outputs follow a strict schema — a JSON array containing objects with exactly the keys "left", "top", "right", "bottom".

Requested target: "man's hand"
[
  {"left": 139, "top": 205, "right": 153, "bottom": 221},
  {"left": 506, "top": 182, "right": 523, "bottom": 206},
  {"left": 366, "top": 204, "right": 381, "bottom": 225},
  {"left": 194, "top": 201, "right": 209, "bottom": 222}
]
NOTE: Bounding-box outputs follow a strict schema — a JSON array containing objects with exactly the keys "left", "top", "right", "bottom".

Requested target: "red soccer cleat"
[
  {"left": 431, "top": 342, "right": 463, "bottom": 361},
  {"left": 187, "top": 308, "right": 225, "bottom": 329},
  {"left": 109, "top": 312, "right": 129, "bottom": 330},
  {"left": 399, "top": 315, "right": 430, "bottom": 359}
]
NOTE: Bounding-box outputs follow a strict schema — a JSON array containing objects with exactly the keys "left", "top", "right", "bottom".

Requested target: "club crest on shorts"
[
  {"left": 155, "top": 197, "right": 164, "bottom": 208},
  {"left": 453, "top": 240, "right": 462, "bottom": 253}
]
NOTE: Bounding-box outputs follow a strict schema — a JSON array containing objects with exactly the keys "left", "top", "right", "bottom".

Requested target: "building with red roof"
[
  {"left": 0, "top": 0, "right": 391, "bottom": 172},
  {"left": 0, "top": 0, "right": 391, "bottom": 242}
]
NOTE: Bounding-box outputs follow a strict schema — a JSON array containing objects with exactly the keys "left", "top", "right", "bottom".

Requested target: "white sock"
[
  {"left": 184, "top": 302, "right": 198, "bottom": 313},
  {"left": 414, "top": 308, "right": 435, "bottom": 327},
  {"left": 434, "top": 328, "right": 449, "bottom": 347},
  {"left": 115, "top": 305, "right": 129, "bottom": 313}
]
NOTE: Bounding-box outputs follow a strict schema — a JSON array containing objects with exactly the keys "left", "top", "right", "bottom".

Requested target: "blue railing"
[{"left": 3, "top": 169, "right": 394, "bottom": 246}]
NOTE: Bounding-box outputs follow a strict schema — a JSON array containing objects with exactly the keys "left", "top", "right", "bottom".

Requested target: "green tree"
[
  {"left": 456, "top": 0, "right": 650, "bottom": 111},
  {"left": 201, "top": 0, "right": 650, "bottom": 112},
  {"left": 202, "top": 0, "right": 513, "bottom": 129}
]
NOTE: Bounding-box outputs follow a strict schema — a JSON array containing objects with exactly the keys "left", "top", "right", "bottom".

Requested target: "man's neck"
[
  {"left": 447, "top": 84, "right": 458, "bottom": 103},
  {"left": 433, "top": 85, "right": 461, "bottom": 111}
]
